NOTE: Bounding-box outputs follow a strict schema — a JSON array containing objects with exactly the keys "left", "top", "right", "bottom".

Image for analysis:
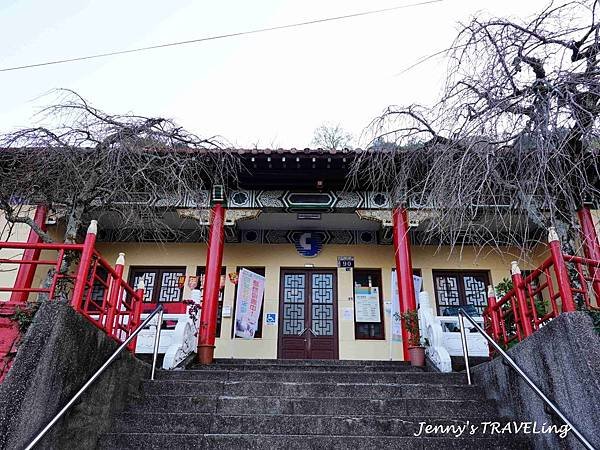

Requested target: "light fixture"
[{"left": 211, "top": 185, "right": 225, "bottom": 203}]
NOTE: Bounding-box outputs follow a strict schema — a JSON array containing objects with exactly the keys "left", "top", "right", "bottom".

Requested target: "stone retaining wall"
[
  {"left": 0, "top": 301, "right": 149, "bottom": 449},
  {"left": 472, "top": 311, "right": 600, "bottom": 450}
]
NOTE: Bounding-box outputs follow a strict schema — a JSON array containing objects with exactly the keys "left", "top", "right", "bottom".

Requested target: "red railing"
[
  {"left": 0, "top": 221, "right": 144, "bottom": 351},
  {"left": 485, "top": 227, "right": 600, "bottom": 349}
]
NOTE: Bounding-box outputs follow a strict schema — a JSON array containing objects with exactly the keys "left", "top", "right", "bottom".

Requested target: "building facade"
[{"left": 2, "top": 149, "right": 598, "bottom": 362}]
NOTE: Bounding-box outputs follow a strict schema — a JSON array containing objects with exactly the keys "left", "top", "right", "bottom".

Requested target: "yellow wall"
[
  {"left": 94, "top": 241, "right": 548, "bottom": 361},
  {"left": 0, "top": 207, "right": 38, "bottom": 301},
  {"left": 592, "top": 209, "right": 600, "bottom": 236}
]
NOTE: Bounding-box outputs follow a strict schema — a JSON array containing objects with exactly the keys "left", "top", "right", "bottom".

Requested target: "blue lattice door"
[{"left": 279, "top": 270, "right": 338, "bottom": 359}]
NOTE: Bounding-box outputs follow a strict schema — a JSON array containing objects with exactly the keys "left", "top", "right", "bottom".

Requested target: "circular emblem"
[{"left": 294, "top": 232, "right": 323, "bottom": 257}]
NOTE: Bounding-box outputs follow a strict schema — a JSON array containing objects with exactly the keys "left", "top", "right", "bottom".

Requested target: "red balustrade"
[
  {"left": 0, "top": 221, "right": 145, "bottom": 357},
  {"left": 485, "top": 227, "right": 600, "bottom": 349}
]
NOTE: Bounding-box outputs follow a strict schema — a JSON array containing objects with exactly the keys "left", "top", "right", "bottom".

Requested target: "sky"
[{"left": 0, "top": 0, "right": 552, "bottom": 148}]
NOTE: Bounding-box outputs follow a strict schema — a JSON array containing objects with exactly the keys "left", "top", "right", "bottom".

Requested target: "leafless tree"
[
  {"left": 312, "top": 123, "right": 354, "bottom": 150},
  {"left": 353, "top": 1, "right": 600, "bottom": 254},
  {"left": 0, "top": 89, "right": 239, "bottom": 246}
]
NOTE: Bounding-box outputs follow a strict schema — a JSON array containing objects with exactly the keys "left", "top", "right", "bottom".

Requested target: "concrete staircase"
[{"left": 100, "top": 359, "right": 529, "bottom": 449}]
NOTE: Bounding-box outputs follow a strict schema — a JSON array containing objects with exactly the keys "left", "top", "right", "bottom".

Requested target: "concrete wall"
[
  {"left": 472, "top": 312, "right": 600, "bottom": 450},
  {"left": 0, "top": 302, "right": 149, "bottom": 450},
  {"left": 92, "top": 241, "right": 548, "bottom": 361}
]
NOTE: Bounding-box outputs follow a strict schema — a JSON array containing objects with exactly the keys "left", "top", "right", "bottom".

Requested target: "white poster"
[
  {"left": 233, "top": 268, "right": 266, "bottom": 339},
  {"left": 354, "top": 286, "right": 381, "bottom": 322},
  {"left": 342, "top": 308, "right": 354, "bottom": 321},
  {"left": 390, "top": 272, "right": 402, "bottom": 341},
  {"left": 390, "top": 270, "right": 422, "bottom": 341}
]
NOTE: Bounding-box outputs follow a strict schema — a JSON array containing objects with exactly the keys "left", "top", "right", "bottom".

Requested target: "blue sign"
[
  {"left": 265, "top": 313, "right": 277, "bottom": 325},
  {"left": 294, "top": 232, "right": 323, "bottom": 257}
]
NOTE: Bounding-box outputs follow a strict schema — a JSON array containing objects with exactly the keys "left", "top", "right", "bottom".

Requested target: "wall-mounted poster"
[
  {"left": 390, "top": 270, "right": 423, "bottom": 341},
  {"left": 233, "top": 268, "right": 265, "bottom": 339},
  {"left": 354, "top": 286, "right": 381, "bottom": 322}
]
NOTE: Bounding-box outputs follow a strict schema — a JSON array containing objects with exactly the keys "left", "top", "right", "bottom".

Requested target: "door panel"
[
  {"left": 279, "top": 269, "right": 338, "bottom": 359},
  {"left": 280, "top": 272, "right": 309, "bottom": 359},
  {"left": 309, "top": 272, "right": 336, "bottom": 359}
]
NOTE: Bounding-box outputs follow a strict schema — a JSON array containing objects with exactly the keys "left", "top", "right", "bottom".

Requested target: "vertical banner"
[
  {"left": 233, "top": 268, "right": 266, "bottom": 339},
  {"left": 390, "top": 269, "right": 423, "bottom": 342},
  {"left": 390, "top": 269, "right": 402, "bottom": 342}
]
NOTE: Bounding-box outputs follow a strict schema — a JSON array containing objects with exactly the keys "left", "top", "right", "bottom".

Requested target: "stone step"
[
  {"left": 99, "top": 432, "right": 529, "bottom": 449},
  {"left": 111, "top": 412, "right": 521, "bottom": 437},
  {"left": 212, "top": 358, "right": 415, "bottom": 367},
  {"left": 128, "top": 395, "right": 499, "bottom": 418},
  {"left": 188, "top": 363, "right": 424, "bottom": 372},
  {"left": 142, "top": 380, "right": 484, "bottom": 400},
  {"left": 156, "top": 369, "right": 466, "bottom": 384}
]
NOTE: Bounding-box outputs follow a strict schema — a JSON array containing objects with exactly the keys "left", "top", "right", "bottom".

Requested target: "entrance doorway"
[{"left": 278, "top": 269, "right": 338, "bottom": 359}]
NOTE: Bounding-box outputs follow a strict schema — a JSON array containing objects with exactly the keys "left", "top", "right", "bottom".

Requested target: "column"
[
  {"left": 392, "top": 207, "right": 417, "bottom": 361},
  {"left": 197, "top": 203, "right": 226, "bottom": 364},
  {"left": 10, "top": 205, "right": 48, "bottom": 303},
  {"left": 577, "top": 207, "right": 600, "bottom": 303}
]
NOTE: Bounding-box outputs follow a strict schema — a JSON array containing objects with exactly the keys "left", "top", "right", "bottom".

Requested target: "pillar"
[
  {"left": 71, "top": 221, "right": 98, "bottom": 310},
  {"left": 10, "top": 205, "right": 48, "bottom": 303},
  {"left": 510, "top": 261, "right": 533, "bottom": 339},
  {"left": 577, "top": 207, "right": 600, "bottom": 303},
  {"left": 197, "top": 203, "right": 225, "bottom": 364},
  {"left": 548, "top": 227, "right": 576, "bottom": 313},
  {"left": 486, "top": 285, "right": 501, "bottom": 344},
  {"left": 392, "top": 207, "right": 417, "bottom": 361}
]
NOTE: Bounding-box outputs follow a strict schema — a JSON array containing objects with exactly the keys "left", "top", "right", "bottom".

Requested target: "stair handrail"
[
  {"left": 24, "top": 304, "right": 165, "bottom": 450},
  {"left": 458, "top": 307, "right": 596, "bottom": 450}
]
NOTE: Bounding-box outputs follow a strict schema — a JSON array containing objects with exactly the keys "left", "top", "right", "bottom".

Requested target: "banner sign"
[
  {"left": 234, "top": 268, "right": 266, "bottom": 339},
  {"left": 390, "top": 272, "right": 402, "bottom": 341},
  {"left": 390, "top": 270, "right": 423, "bottom": 341},
  {"left": 354, "top": 287, "right": 381, "bottom": 322}
]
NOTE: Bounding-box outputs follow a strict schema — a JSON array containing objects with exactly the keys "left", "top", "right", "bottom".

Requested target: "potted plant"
[{"left": 401, "top": 309, "right": 425, "bottom": 366}]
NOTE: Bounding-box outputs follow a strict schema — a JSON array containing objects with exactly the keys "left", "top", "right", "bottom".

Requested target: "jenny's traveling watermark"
[{"left": 413, "top": 420, "right": 571, "bottom": 439}]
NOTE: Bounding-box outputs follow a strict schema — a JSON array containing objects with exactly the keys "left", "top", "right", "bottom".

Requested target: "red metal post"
[
  {"left": 487, "top": 286, "right": 501, "bottom": 343},
  {"left": 105, "top": 253, "right": 125, "bottom": 336},
  {"left": 128, "top": 280, "right": 144, "bottom": 352},
  {"left": 197, "top": 203, "right": 226, "bottom": 364},
  {"left": 511, "top": 261, "right": 533, "bottom": 338},
  {"left": 71, "top": 220, "right": 98, "bottom": 310},
  {"left": 577, "top": 207, "right": 600, "bottom": 304},
  {"left": 392, "top": 207, "right": 417, "bottom": 361},
  {"left": 10, "top": 205, "right": 48, "bottom": 303},
  {"left": 548, "top": 227, "right": 576, "bottom": 312}
]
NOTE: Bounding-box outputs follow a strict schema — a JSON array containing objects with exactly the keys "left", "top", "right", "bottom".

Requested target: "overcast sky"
[{"left": 0, "top": 0, "right": 551, "bottom": 148}]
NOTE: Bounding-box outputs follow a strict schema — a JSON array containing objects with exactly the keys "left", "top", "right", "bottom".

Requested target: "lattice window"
[
  {"left": 435, "top": 275, "right": 461, "bottom": 314},
  {"left": 135, "top": 272, "right": 156, "bottom": 302},
  {"left": 158, "top": 271, "right": 184, "bottom": 302},
  {"left": 129, "top": 267, "right": 185, "bottom": 304},
  {"left": 283, "top": 274, "right": 306, "bottom": 335},
  {"left": 311, "top": 273, "right": 334, "bottom": 336},
  {"left": 433, "top": 271, "right": 490, "bottom": 315},
  {"left": 463, "top": 276, "right": 487, "bottom": 314}
]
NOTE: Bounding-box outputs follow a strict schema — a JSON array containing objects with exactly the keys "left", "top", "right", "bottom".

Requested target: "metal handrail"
[
  {"left": 458, "top": 307, "right": 597, "bottom": 450},
  {"left": 25, "top": 305, "right": 165, "bottom": 450}
]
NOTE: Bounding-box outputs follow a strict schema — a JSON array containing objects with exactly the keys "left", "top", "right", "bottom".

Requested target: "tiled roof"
[{"left": 227, "top": 148, "right": 359, "bottom": 155}]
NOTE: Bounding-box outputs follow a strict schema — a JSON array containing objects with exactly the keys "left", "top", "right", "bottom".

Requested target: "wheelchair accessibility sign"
[{"left": 265, "top": 313, "right": 277, "bottom": 325}]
